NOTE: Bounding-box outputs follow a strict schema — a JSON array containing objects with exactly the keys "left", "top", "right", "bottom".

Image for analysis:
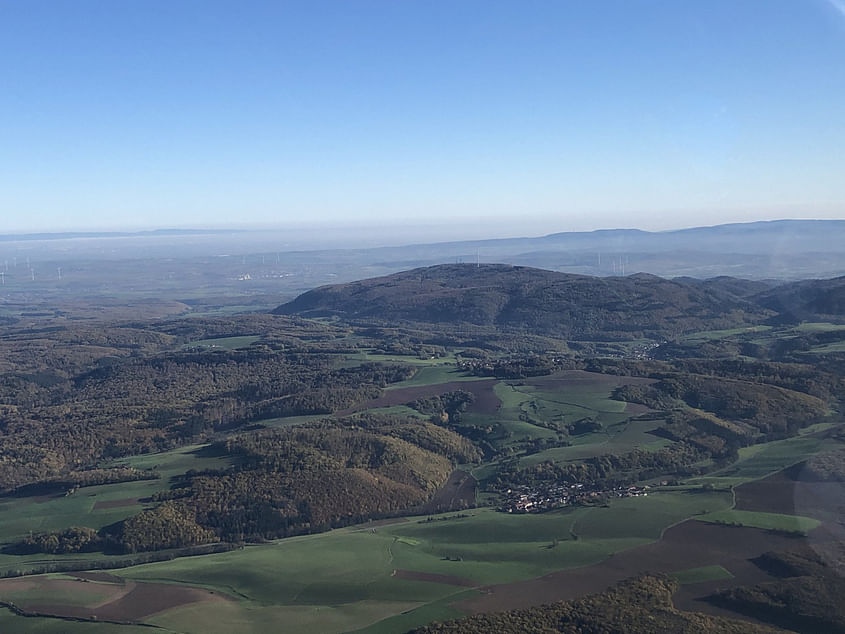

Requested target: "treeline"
[
  {"left": 2, "top": 467, "right": 159, "bottom": 497},
  {"left": 407, "top": 391, "right": 500, "bottom": 457}
]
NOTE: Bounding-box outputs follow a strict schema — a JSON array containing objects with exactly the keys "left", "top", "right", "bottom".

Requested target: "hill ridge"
[{"left": 274, "top": 263, "right": 773, "bottom": 339}]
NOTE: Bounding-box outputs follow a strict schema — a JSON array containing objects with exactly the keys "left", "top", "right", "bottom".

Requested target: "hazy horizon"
[
  {"left": 2, "top": 1, "right": 844, "bottom": 233},
  {"left": 2, "top": 213, "right": 844, "bottom": 244}
]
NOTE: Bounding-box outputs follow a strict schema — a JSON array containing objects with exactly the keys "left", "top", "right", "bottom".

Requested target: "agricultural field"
[
  {"left": 519, "top": 417, "right": 670, "bottom": 467},
  {"left": 384, "top": 364, "right": 490, "bottom": 389},
  {"left": 0, "top": 444, "right": 235, "bottom": 577},
  {"left": 0, "top": 607, "right": 152, "bottom": 633},
  {"left": 690, "top": 433, "right": 830, "bottom": 488},
  {"left": 181, "top": 334, "right": 263, "bottom": 350},
  {"left": 0, "top": 490, "right": 733, "bottom": 633},
  {"left": 679, "top": 325, "right": 773, "bottom": 343},
  {"left": 697, "top": 509, "right": 820, "bottom": 534},
  {"left": 345, "top": 351, "right": 458, "bottom": 366},
  {"left": 457, "top": 517, "right": 819, "bottom": 615}
]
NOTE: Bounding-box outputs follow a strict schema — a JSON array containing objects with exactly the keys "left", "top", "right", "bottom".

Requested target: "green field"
[
  {"left": 0, "top": 444, "right": 235, "bottom": 576},
  {"left": 182, "top": 335, "right": 261, "bottom": 350},
  {"left": 698, "top": 510, "right": 821, "bottom": 534},
  {"left": 465, "top": 375, "right": 649, "bottom": 457},
  {"left": 386, "top": 365, "right": 489, "bottom": 389},
  {"left": 791, "top": 322, "right": 845, "bottom": 333},
  {"left": 346, "top": 351, "right": 458, "bottom": 366},
  {"left": 253, "top": 413, "right": 331, "bottom": 428},
  {"left": 690, "top": 433, "right": 830, "bottom": 488},
  {"left": 680, "top": 325, "right": 772, "bottom": 343},
  {"left": 0, "top": 491, "right": 732, "bottom": 634},
  {"left": 802, "top": 341, "right": 845, "bottom": 354},
  {"left": 0, "top": 609, "right": 152, "bottom": 633},
  {"left": 520, "top": 418, "right": 669, "bottom": 467}
]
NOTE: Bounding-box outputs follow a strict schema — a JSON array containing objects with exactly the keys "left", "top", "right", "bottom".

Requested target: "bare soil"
[
  {"left": 0, "top": 576, "right": 118, "bottom": 600},
  {"left": 1, "top": 575, "right": 228, "bottom": 623},
  {"left": 94, "top": 581, "right": 228, "bottom": 621}
]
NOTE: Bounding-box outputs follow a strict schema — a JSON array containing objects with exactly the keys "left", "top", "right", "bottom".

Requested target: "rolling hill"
[
  {"left": 753, "top": 275, "right": 845, "bottom": 322},
  {"left": 274, "top": 264, "right": 773, "bottom": 339}
]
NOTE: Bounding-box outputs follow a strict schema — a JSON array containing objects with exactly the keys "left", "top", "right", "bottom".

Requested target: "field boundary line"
[{"left": 0, "top": 599, "right": 171, "bottom": 630}]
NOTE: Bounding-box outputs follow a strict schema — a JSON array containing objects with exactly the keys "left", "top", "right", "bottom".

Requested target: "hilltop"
[
  {"left": 274, "top": 264, "right": 772, "bottom": 339},
  {"left": 754, "top": 275, "right": 845, "bottom": 322}
]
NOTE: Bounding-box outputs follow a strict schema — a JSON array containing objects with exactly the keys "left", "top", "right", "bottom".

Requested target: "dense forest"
[{"left": 0, "top": 317, "right": 415, "bottom": 488}]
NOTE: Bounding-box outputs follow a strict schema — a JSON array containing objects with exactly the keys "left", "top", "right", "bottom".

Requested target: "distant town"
[{"left": 499, "top": 483, "right": 649, "bottom": 514}]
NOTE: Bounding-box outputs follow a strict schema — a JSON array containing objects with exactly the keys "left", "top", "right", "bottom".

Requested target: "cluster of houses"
[
  {"left": 599, "top": 341, "right": 664, "bottom": 360},
  {"left": 498, "top": 483, "right": 649, "bottom": 514},
  {"left": 628, "top": 341, "right": 663, "bottom": 359}
]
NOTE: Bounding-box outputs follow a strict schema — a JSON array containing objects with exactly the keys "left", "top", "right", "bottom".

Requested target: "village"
[{"left": 498, "top": 482, "right": 649, "bottom": 514}]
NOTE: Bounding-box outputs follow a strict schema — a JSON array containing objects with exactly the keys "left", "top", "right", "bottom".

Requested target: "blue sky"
[{"left": 1, "top": 0, "right": 844, "bottom": 234}]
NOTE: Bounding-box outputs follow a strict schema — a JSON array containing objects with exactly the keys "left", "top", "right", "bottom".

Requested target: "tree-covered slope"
[
  {"left": 753, "top": 275, "right": 845, "bottom": 322},
  {"left": 274, "top": 264, "right": 772, "bottom": 339}
]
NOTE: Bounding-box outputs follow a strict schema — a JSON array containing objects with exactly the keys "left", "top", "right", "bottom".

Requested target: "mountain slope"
[
  {"left": 274, "top": 264, "right": 772, "bottom": 339},
  {"left": 753, "top": 275, "right": 845, "bottom": 322}
]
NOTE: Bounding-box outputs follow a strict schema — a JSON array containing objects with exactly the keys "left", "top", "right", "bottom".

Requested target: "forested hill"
[
  {"left": 753, "top": 275, "right": 845, "bottom": 322},
  {"left": 274, "top": 264, "right": 772, "bottom": 339}
]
